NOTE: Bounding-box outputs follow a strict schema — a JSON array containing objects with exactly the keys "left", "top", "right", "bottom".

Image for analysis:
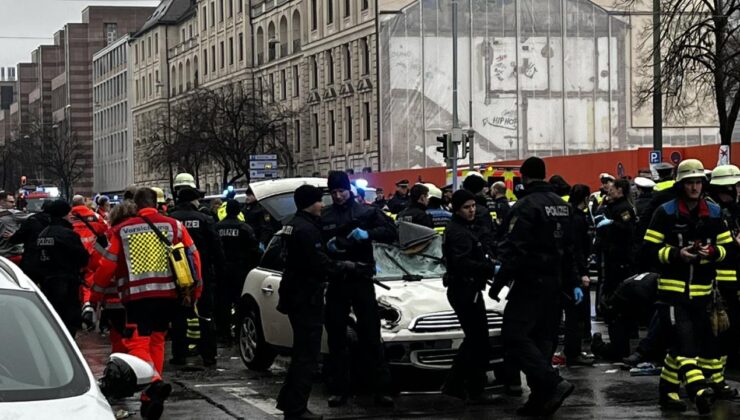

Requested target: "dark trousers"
[
  {"left": 171, "top": 284, "right": 217, "bottom": 361},
  {"left": 563, "top": 292, "right": 587, "bottom": 359},
  {"left": 325, "top": 280, "right": 391, "bottom": 396},
  {"left": 503, "top": 293, "right": 562, "bottom": 401},
  {"left": 215, "top": 268, "right": 248, "bottom": 340},
  {"left": 276, "top": 304, "right": 323, "bottom": 415},
  {"left": 42, "top": 275, "right": 81, "bottom": 338},
  {"left": 636, "top": 310, "right": 668, "bottom": 360},
  {"left": 443, "top": 284, "right": 490, "bottom": 396}
]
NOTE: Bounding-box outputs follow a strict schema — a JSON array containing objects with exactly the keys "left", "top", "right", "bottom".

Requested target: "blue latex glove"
[
  {"left": 258, "top": 242, "right": 266, "bottom": 253},
  {"left": 347, "top": 227, "right": 370, "bottom": 241},
  {"left": 494, "top": 263, "right": 501, "bottom": 276},
  {"left": 593, "top": 214, "right": 606, "bottom": 225},
  {"left": 327, "top": 237, "right": 344, "bottom": 253},
  {"left": 573, "top": 287, "right": 584, "bottom": 305},
  {"left": 596, "top": 218, "right": 613, "bottom": 229}
]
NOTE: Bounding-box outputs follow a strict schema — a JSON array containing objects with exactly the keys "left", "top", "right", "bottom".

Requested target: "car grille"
[{"left": 409, "top": 310, "right": 504, "bottom": 333}]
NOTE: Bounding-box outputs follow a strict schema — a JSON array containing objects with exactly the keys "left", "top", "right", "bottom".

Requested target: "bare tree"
[{"left": 629, "top": 0, "right": 740, "bottom": 148}]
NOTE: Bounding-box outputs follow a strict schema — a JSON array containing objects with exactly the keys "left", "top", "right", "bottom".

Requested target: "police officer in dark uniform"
[
  {"left": 639, "top": 162, "right": 675, "bottom": 236},
  {"left": 169, "top": 186, "right": 225, "bottom": 365},
  {"left": 489, "top": 181, "right": 510, "bottom": 230},
  {"left": 386, "top": 179, "right": 410, "bottom": 214},
  {"left": 36, "top": 200, "right": 89, "bottom": 337},
  {"left": 462, "top": 173, "right": 497, "bottom": 256},
  {"left": 633, "top": 177, "right": 656, "bottom": 246},
  {"left": 441, "top": 189, "right": 497, "bottom": 404},
  {"left": 9, "top": 200, "right": 52, "bottom": 284},
  {"left": 277, "top": 185, "right": 369, "bottom": 420},
  {"left": 321, "top": 171, "right": 397, "bottom": 407},
  {"left": 489, "top": 157, "right": 579, "bottom": 416},
  {"left": 215, "top": 199, "right": 261, "bottom": 343},
  {"left": 425, "top": 184, "right": 451, "bottom": 234},
  {"left": 397, "top": 184, "right": 434, "bottom": 228},
  {"left": 244, "top": 186, "right": 282, "bottom": 248}
]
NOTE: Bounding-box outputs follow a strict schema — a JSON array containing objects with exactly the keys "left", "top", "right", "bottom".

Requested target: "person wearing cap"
[
  {"left": 386, "top": 179, "right": 410, "bottom": 214},
  {"left": 462, "top": 172, "right": 497, "bottom": 256},
  {"left": 644, "top": 159, "right": 735, "bottom": 414},
  {"left": 634, "top": 177, "right": 656, "bottom": 243},
  {"left": 169, "top": 186, "right": 226, "bottom": 366},
  {"left": 641, "top": 162, "right": 677, "bottom": 228},
  {"left": 36, "top": 199, "right": 90, "bottom": 337},
  {"left": 243, "top": 186, "right": 281, "bottom": 249},
  {"left": 425, "top": 183, "right": 451, "bottom": 233},
  {"left": 321, "top": 170, "right": 397, "bottom": 408},
  {"left": 489, "top": 156, "right": 579, "bottom": 416},
  {"left": 276, "top": 185, "right": 370, "bottom": 420},
  {"left": 215, "top": 200, "right": 260, "bottom": 344},
  {"left": 397, "top": 184, "right": 434, "bottom": 229},
  {"left": 440, "top": 189, "right": 497, "bottom": 404},
  {"left": 703, "top": 164, "right": 740, "bottom": 399}
]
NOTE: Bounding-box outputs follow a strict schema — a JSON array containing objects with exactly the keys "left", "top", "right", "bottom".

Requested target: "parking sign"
[{"left": 649, "top": 150, "right": 662, "bottom": 165}]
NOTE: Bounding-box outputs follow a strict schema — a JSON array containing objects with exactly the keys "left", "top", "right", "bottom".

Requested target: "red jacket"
[
  {"left": 70, "top": 205, "right": 109, "bottom": 304},
  {"left": 94, "top": 208, "right": 202, "bottom": 303}
]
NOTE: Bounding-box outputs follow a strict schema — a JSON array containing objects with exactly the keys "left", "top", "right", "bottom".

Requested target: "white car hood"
[{"left": 1, "top": 392, "right": 114, "bottom": 420}]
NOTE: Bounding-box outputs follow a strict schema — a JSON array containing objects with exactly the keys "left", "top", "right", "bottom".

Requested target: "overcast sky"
[{"left": 0, "top": 0, "right": 160, "bottom": 71}]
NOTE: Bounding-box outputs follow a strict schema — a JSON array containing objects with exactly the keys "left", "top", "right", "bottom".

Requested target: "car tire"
[{"left": 238, "top": 306, "right": 276, "bottom": 371}]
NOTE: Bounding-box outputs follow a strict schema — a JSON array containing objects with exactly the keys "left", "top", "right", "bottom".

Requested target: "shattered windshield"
[{"left": 373, "top": 236, "right": 445, "bottom": 281}]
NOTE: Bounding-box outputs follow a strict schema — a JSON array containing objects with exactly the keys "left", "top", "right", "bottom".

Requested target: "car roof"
[
  {"left": 250, "top": 178, "right": 327, "bottom": 200},
  {"left": 0, "top": 257, "right": 34, "bottom": 291}
]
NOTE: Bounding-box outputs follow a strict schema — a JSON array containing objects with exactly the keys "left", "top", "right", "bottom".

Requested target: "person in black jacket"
[
  {"left": 441, "top": 189, "right": 497, "bottom": 404},
  {"left": 9, "top": 201, "right": 52, "bottom": 284},
  {"left": 489, "top": 181, "right": 510, "bottom": 231},
  {"left": 244, "top": 187, "right": 282, "bottom": 249},
  {"left": 215, "top": 199, "right": 261, "bottom": 343},
  {"left": 386, "top": 179, "right": 410, "bottom": 214},
  {"left": 489, "top": 157, "right": 579, "bottom": 416},
  {"left": 321, "top": 171, "right": 397, "bottom": 408},
  {"left": 462, "top": 173, "right": 497, "bottom": 256},
  {"left": 397, "top": 184, "right": 434, "bottom": 228},
  {"left": 169, "top": 186, "right": 225, "bottom": 365},
  {"left": 36, "top": 200, "right": 89, "bottom": 337}
]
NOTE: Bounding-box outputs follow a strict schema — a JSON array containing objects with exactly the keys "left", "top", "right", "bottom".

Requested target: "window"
[
  {"left": 134, "top": 44, "right": 138, "bottom": 64},
  {"left": 228, "top": 0, "right": 233, "bottom": 17},
  {"left": 311, "top": 56, "right": 318, "bottom": 89},
  {"left": 148, "top": 37, "right": 152, "bottom": 57},
  {"left": 229, "top": 37, "right": 234, "bottom": 65},
  {"left": 105, "top": 23, "right": 118, "bottom": 45},
  {"left": 269, "top": 73, "right": 274, "bottom": 102},
  {"left": 361, "top": 38, "right": 369, "bottom": 75},
  {"left": 312, "top": 113, "right": 319, "bottom": 147},
  {"left": 203, "top": 49, "right": 208, "bottom": 75},
  {"left": 154, "top": 33, "right": 159, "bottom": 55},
  {"left": 281, "top": 69, "right": 286, "bottom": 100},
  {"left": 311, "top": 0, "right": 317, "bottom": 30},
  {"left": 211, "top": 45, "right": 216, "bottom": 71},
  {"left": 238, "top": 0, "right": 243, "bottom": 13},
  {"left": 294, "top": 119, "right": 300, "bottom": 152},
  {"left": 345, "top": 106, "right": 352, "bottom": 142},
  {"left": 181, "top": 28, "right": 186, "bottom": 43},
  {"left": 135, "top": 79, "right": 139, "bottom": 101},
  {"left": 329, "top": 110, "right": 335, "bottom": 145},
  {"left": 238, "top": 33, "right": 244, "bottom": 61},
  {"left": 155, "top": 70, "right": 160, "bottom": 90},
  {"left": 258, "top": 78, "right": 263, "bottom": 102},
  {"left": 293, "top": 65, "right": 300, "bottom": 97},
  {"left": 148, "top": 73, "right": 152, "bottom": 97},
  {"left": 343, "top": 44, "right": 351, "bottom": 80},
  {"left": 363, "top": 101, "right": 370, "bottom": 140},
  {"left": 326, "top": 50, "right": 334, "bottom": 85},
  {"left": 220, "top": 41, "right": 225, "bottom": 68},
  {"left": 362, "top": 0, "right": 369, "bottom": 10},
  {"left": 210, "top": 2, "right": 215, "bottom": 27},
  {"left": 202, "top": 6, "right": 207, "bottom": 29},
  {"left": 327, "top": 0, "right": 333, "bottom": 25},
  {"left": 219, "top": 0, "right": 224, "bottom": 21},
  {"left": 189, "top": 25, "right": 193, "bottom": 39},
  {"left": 344, "top": 0, "right": 350, "bottom": 18}
]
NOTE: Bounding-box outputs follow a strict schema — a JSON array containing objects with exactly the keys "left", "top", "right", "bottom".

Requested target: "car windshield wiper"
[{"left": 382, "top": 249, "right": 422, "bottom": 282}]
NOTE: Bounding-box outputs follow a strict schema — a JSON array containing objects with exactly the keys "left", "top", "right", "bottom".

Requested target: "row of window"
[
  {"left": 297, "top": 102, "right": 372, "bottom": 152},
  {"left": 135, "top": 70, "right": 162, "bottom": 103},
  {"left": 308, "top": 39, "right": 370, "bottom": 90},
  {"left": 134, "top": 33, "right": 159, "bottom": 65},
  {"left": 202, "top": 0, "right": 245, "bottom": 30},
  {"left": 93, "top": 73, "right": 127, "bottom": 107},
  {"left": 93, "top": 43, "right": 127, "bottom": 80},
  {"left": 94, "top": 157, "right": 129, "bottom": 192},
  {"left": 94, "top": 131, "right": 128, "bottom": 161},
  {"left": 257, "top": 64, "right": 301, "bottom": 103},
  {"left": 202, "top": 33, "right": 244, "bottom": 77},
  {"left": 93, "top": 103, "right": 128, "bottom": 136},
  {"left": 310, "top": 0, "right": 370, "bottom": 31}
]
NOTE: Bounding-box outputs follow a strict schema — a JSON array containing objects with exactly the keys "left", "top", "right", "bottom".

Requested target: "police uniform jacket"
[
  {"left": 244, "top": 202, "right": 281, "bottom": 246},
  {"left": 443, "top": 214, "right": 496, "bottom": 290},
  {"left": 215, "top": 216, "right": 260, "bottom": 271},
  {"left": 473, "top": 195, "right": 497, "bottom": 256},
  {"left": 597, "top": 196, "right": 636, "bottom": 264},
  {"left": 387, "top": 192, "right": 410, "bottom": 215},
  {"left": 397, "top": 201, "right": 434, "bottom": 229},
  {"left": 427, "top": 207, "right": 452, "bottom": 234},
  {"left": 321, "top": 199, "right": 397, "bottom": 267},
  {"left": 492, "top": 181, "right": 579, "bottom": 300},
  {"left": 37, "top": 218, "right": 89, "bottom": 301},
  {"left": 644, "top": 198, "right": 735, "bottom": 306}
]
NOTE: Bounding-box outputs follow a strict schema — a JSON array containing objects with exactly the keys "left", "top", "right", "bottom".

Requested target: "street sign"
[
  {"left": 649, "top": 150, "right": 662, "bottom": 165},
  {"left": 670, "top": 151, "right": 682, "bottom": 165},
  {"left": 249, "top": 154, "right": 277, "bottom": 161},
  {"left": 250, "top": 169, "right": 279, "bottom": 179},
  {"left": 249, "top": 160, "right": 277, "bottom": 170},
  {"left": 718, "top": 145, "right": 730, "bottom": 166}
]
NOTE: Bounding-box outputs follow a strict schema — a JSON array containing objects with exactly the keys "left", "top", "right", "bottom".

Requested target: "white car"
[
  {"left": 236, "top": 178, "right": 507, "bottom": 372},
  {"left": 0, "top": 257, "right": 115, "bottom": 420}
]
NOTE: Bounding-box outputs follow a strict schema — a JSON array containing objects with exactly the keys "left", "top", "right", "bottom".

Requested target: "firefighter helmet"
[{"left": 675, "top": 159, "right": 706, "bottom": 183}]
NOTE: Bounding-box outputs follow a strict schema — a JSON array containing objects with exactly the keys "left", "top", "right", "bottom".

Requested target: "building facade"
[{"left": 93, "top": 35, "right": 134, "bottom": 194}]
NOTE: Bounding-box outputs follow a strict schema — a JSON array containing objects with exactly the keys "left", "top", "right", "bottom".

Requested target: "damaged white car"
[{"left": 236, "top": 178, "right": 507, "bottom": 373}]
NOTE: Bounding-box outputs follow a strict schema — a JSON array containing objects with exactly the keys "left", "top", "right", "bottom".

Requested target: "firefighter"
[
  {"left": 93, "top": 188, "right": 201, "bottom": 420},
  {"left": 169, "top": 186, "right": 225, "bottom": 366},
  {"left": 243, "top": 186, "right": 281, "bottom": 249},
  {"left": 215, "top": 199, "right": 261, "bottom": 343},
  {"left": 704, "top": 164, "right": 740, "bottom": 399},
  {"left": 462, "top": 173, "right": 497, "bottom": 256},
  {"left": 386, "top": 179, "right": 410, "bottom": 214},
  {"left": 425, "top": 183, "right": 451, "bottom": 234},
  {"left": 322, "top": 171, "right": 397, "bottom": 407},
  {"left": 397, "top": 183, "right": 434, "bottom": 228},
  {"left": 36, "top": 199, "right": 89, "bottom": 337},
  {"left": 151, "top": 187, "right": 168, "bottom": 214},
  {"left": 489, "top": 156, "right": 579, "bottom": 416},
  {"left": 644, "top": 159, "right": 734, "bottom": 414},
  {"left": 69, "top": 194, "right": 109, "bottom": 331},
  {"left": 440, "top": 189, "right": 497, "bottom": 404},
  {"left": 639, "top": 162, "right": 676, "bottom": 234}
]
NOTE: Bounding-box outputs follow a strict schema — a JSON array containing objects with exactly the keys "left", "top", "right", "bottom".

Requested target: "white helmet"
[
  {"left": 424, "top": 183, "right": 442, "bottom": 200},
  {"left": 173, "top": 173, "right": 196, "bottom": 189}
]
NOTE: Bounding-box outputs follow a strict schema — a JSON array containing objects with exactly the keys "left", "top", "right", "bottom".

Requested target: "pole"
[
  {"left": 652, "top": 0, "right": 662, "bottom": 153},
  {"left": 451, "top": 0, "right": 459, "bottom": 190}
]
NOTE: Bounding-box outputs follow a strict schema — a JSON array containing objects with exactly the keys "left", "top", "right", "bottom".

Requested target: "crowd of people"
[{"left": 1, "top": 155, "right": 739, "bottom": 419}]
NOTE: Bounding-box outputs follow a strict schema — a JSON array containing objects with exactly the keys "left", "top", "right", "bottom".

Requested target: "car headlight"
[{"left": 377, "top": 297, "right": 402, "bottom": 330}]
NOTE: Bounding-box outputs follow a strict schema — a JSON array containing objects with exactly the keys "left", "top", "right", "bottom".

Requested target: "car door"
[{"left": 251, "top": 234, "right": 294, "bottom": 347}]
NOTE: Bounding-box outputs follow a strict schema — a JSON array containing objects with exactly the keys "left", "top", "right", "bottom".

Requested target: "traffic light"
[
  {"left": 460, "top": 133, "right": 469, "bottom": 159},
  {"left": 436, "top": 133, "right": 450, "bottom": 159}
]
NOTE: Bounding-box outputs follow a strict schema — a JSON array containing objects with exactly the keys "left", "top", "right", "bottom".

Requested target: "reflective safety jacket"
[
  {"left": 644, "top": 198, "right": 735, "bottom": 305},
  {"left": 427, "top": 207, "right": 451, "bottom": 234},
  {"left": 70, "top": 205, "right": 109, "bottom": 304},
  {"left": 93, "top": 208, "right": 202, "bottom": 303}
]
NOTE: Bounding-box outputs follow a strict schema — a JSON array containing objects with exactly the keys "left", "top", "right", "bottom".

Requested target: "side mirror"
[{"left": 98, "top": 353, "right": 156, "bottom": 400}]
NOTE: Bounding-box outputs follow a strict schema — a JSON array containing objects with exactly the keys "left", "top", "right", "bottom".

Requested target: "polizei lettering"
[{"left": 544, "top": 205, "right": 570, "bottom": 217}]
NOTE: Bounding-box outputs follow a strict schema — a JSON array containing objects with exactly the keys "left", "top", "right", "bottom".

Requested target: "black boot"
[{"left": 659, "top": 392, "right": 687, "bottom": 412}]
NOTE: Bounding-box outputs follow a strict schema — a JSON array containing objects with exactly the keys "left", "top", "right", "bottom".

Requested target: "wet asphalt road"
[{"left": 79, "top": 324, "right": 740, "bottom": 420}]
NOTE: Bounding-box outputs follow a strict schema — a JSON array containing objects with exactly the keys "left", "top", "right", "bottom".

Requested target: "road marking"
[
  {"left": 194, "top": 382, "right": 244, "bottom": 388},
  {"left": 223, "top": 386, "right": 282, "bottom": 417}
]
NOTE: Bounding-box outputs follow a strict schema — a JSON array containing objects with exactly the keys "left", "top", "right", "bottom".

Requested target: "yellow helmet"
[
  {"left": 151, "top": 187, "right": 166, "bottom": 204},
  {"left": 173, "top": 173, "right": 196, "bottom": 189},
  {"left": 710, "top": 165, "right": 740, "bottom": 186},
  {"left": 675, "top": 159, "right": 706, "bottom": 183}
]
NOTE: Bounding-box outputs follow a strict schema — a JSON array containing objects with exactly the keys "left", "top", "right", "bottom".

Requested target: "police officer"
[
  {"left": 169, "top": 186, "right": 224, "bottom": 366},
  {"left": 276, "top": 185, "right": 369, "bottom": 420},
  {"left": 634, "top": 177, "right": 656, "bottom": 245},
  {"left": 462, "top": 173, "right": 497, "bottom": 256},
  {"left": 397, "top": 184, "right": 434, "bottom": 228},
  {"left": 243, "top": 186, "right": 281, "bottom": 248},
  {"left": 639, "top": 162, "right": 676, "bottom": 233},
  {"left": 215, "top": 199, "right": 261, "bottom": 343},
  {"left": 386, "top": 179, "right": 410, "bottom": 214},
  {"left": 489, "top": 157, "right": 579, "bottom": 416},
  {"left": 645, "top": 159, "right": 734, "bottom": 414},
  {"left": 441, "top": 189, "right": 497, "bottom": 404},
  {"left": 489, "top": 181, "right": 510, "bottom": 229},
  {"left": 36, "top": 200, "right": 89, "bottom": 337},
  {"left": 425, "top": 183, "right": 451, "bottom": 234},
  {"left": 322, "top": 171, "right": 397, "bottom": 407}
]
